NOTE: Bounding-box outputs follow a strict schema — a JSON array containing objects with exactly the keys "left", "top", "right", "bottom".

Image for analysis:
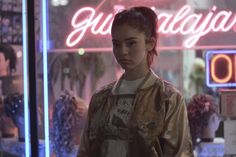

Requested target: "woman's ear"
[{"left": 146, "top": 37, "right": 156, "bottom": 52}]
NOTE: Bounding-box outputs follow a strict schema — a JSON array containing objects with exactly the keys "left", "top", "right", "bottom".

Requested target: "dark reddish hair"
[
  {"left": 111, "top": 6, "right": 158, "bottom": 68},
  {"left": 187, "top": 94, "right": 218, "bottom": 148}
]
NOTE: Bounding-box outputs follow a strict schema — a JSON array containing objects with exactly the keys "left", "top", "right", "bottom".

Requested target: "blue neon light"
[
  {"left": 22, "top": 0, "right": 30, "bottom": 156},
  {"left": 42, "top": 0, "right": 50, "bottom": 156},
  {"left": 205, "top": 50, "right": 236, "bottom": 88}
]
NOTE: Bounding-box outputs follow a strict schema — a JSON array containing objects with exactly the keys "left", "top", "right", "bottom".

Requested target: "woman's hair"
[
  {"left": 52, "top": 91, "right": 87, "bottom": 156},
  {"left": 0, "top": 43, "right": 17, "bottom": 73},
  {"left": 187, "top": 94, "right": 218, "bottom": 148},
  {"left": 111, "top": 6, "right": 158, "bottom": 68},
  {"left": 3, "top": 93, "right": 24, "bottom": 125}
]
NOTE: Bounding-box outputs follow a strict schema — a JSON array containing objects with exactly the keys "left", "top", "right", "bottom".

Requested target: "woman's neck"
[{"left": 124, "top": 67, "right": 149, "bottom": 80}]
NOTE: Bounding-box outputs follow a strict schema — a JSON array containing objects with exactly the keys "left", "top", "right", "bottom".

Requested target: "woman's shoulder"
[
  {"left": 163, "top": 80, "right": 180, "bottom": 94},
  {"left": 88, "top": 82, "right": 115, "bottom": 112},
  {"left": 155, "top": 76, "right": 182, "bottom": 98},
  {"left": 148, "top": 71, "right": 183, "bottom": 103},
  {"left": 92, "top": 82, "right": 115, "bottom": 98}
]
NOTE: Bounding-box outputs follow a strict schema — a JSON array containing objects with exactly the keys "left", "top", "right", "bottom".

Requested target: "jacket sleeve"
[
  {"left": 76, "top": 117, "right": 89, "bottom": 157},
  {"left": 76, "top": 95, "right": 96, "bottom": 157},
  {"left": 160, "top": 93, "right": 193, "bottom": 157}
]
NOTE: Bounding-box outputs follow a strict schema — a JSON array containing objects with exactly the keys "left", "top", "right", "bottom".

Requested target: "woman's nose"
[{"left": 119, "top": 45, "right": 129, "bottom": 55}]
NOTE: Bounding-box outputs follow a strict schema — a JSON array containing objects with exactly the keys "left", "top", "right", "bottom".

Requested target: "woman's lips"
[{"left": 119, "top": 59, "right": 131, "bottom": 64}]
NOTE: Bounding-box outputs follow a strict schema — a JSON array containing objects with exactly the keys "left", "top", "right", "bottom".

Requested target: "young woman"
[
  {"left": 187, "top": 94, "right": 224, "bottom": 157},
  {"left": 77, "top": 6, "right": 193, "bottom": 157}
]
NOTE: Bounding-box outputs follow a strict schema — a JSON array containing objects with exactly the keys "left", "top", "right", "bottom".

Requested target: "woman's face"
[{"left": 112, "top": 24, "right": 150, "bottom": 72}]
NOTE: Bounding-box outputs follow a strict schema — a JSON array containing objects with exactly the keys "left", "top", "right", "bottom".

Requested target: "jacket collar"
[{"left": 111, "top": 69, "right": 164, "bottom": 95}]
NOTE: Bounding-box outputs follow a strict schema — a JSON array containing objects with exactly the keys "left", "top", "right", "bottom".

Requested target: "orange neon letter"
[
  {"left": 211, "top": 54, "right": 232, "bottom": 83},
  {"left": 235, "top": 55, "right": 236, "bottom": 82}
]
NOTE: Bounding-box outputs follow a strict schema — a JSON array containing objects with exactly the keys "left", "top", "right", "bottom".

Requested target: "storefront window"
[
  {"left": 41, "top": 0, "right": 236, "bottom": 156},
  {"left": 0, "top": 0, "right": 31, "bottom": 156}
]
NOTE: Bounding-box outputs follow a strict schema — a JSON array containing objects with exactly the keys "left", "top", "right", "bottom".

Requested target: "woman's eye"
[
  {"left": 112, "top": 42, "right": 120, "bottom": 47},
  {"left": 126, "top": 41, "right": 136, "bottom": 47}
]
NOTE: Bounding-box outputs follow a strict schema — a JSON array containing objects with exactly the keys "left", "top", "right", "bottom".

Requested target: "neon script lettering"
[{"left": 66, "top": 5, "right": 236, "bottom": 48}]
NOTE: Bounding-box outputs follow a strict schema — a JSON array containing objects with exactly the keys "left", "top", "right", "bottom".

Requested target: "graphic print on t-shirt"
[
  {"left": 101, "top": 95, "right": 135, "bottom": 157},
  {"left": 109, "top": 96, "right": 134, "bottom": 128}
]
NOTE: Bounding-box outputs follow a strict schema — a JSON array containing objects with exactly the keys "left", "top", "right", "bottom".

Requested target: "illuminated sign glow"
[
  {"left": 22, "top": 0, "right": 30, "bottom": 156},
  {"left": 206, "top": 50, "right": 236, "bottom": 87},
  {"left": 42, "top": 0, "right": 50, "bottom": 156},
  {"left": 66, "top": 5, "right": 236, "bottom": 48}
]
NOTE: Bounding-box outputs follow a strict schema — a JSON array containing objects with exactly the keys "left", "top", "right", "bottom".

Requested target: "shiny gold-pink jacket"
[{"left": 77, "top": 71, "right": 193, "bottom": 157}]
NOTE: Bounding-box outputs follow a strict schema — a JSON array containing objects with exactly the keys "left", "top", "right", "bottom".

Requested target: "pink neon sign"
[{"left": 66, "top": 5, "right": 236, "bottom": 48}]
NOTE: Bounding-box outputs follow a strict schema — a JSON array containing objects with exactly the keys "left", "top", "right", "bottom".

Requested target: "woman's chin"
[{"left": 120, "top": 65, "right": 132, "bottom": 71}]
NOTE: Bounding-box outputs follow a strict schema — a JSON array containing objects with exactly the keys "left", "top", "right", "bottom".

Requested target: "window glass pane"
[
  {"left": 0, "top": 0, "right": 29, "bottom": 156},
  {"left": 41, "top": 0, "right": 235, "bottom": 156}
]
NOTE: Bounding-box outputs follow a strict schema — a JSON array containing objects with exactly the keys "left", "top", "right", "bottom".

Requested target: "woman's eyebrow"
[
  {"left": 112, "top": 37, "right": 138, "bottom": 42},
  {"left": 125, "top": 37, "right": 138, "bottom": 41}
]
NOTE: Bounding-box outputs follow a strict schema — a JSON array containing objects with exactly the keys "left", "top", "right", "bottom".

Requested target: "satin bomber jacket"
[{"left": 77, "top": 71, "right": 193, "bottom": 157}]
